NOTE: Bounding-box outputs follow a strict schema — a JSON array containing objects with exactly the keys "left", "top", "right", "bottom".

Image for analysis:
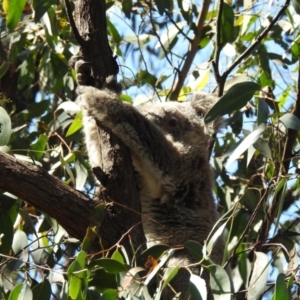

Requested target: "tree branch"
[
  {"left": 0, "top": 151, "right": 92, "bottom": 241},
  {"left": 63, "top": 0, "right": 146, "bottom": 255},
  {"left": 0, "top": 150, "right": 145, "bottom": 255},
  {"left": 213, "top": 0, "right": 291, "bottom": 96},
  {"left": 170, "top": 0, "right": 211, "bottom": 100}
]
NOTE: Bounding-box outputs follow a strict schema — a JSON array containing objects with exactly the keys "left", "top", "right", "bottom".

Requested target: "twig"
[
  {"left": 170, "top": 0, "right": 211, "bottom": 100},
  {"left": 224, "top": 188, "right": 268, "bottom": 269},
  {"left": 213, "top": 0, "right": 291, "bottom": 96},
  {"left": 258, "top": 57, "right": 300, "bottom": 245},
  {"left": 212, "top": 0, "right": 224, "bottom": 95},
  {"left": 165, "top": 11, "right": 193, "bottom": 43},
  {"left": 149, "top": 7, "right": 175, "bottom": 70}
]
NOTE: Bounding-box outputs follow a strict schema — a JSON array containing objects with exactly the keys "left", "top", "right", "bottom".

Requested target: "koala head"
[{"left": 138, "top": 92, "right": 218, "bottom": 146}]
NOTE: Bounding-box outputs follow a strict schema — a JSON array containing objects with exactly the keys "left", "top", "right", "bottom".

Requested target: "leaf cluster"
[{"left": 1, "top": 0, "right": 300, "bottom": 299}]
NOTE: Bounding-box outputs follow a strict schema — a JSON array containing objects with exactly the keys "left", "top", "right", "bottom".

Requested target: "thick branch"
[
  {"left": 0, "top": 151, "right": 145, "bottom": 254},
  {"left": 66, "top": 0, "right": 119, "bottom": 85},
  {"left": 0, "top": 151, "right": 92, "bottom": 239},
  {"left": 63, "top": 0, "right": 146, "bottom": 255}
]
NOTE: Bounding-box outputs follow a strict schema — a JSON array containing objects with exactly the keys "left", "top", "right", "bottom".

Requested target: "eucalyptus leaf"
[
  {"left": 248, "top": 252, "right": 269, "bottom": 300},
  {"left": 189, "top": 274, "right": 206, "bottom": 300},
  {"left": 205, "top": 82, "right": 260, "bottom": 123},
  {"left": 271, "top": 273, "right": 289, "bottom": 300},
  {"left": 0, "top": 107, "right": 11, "bottom": 146},
  {"left": 226, "top": 124, "right": 266, "bottom": 168},
  {"left": 279, "top": 113, "right": 300, "bottom": 130},
  {"left": 6, "top": 0, "right": 27, "bottom": 31}
]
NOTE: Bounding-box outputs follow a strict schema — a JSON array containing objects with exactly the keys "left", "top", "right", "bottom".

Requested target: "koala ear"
[
  {"left": 191, "top": 92, "right": 223, "bottom": 134},
  {"left": 191, "top": 92, "right": 217, "bottom": 116}
]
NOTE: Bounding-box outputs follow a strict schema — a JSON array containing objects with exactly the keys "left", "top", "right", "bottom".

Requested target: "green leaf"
[
  {"left": 0, "top": 61, "right": 9, "bottom": 78},
  {"left": 31, "top": 134, "right": 48, "bottom": 160},
  {"left": 66, "top": 111, "right": 83, "bottom": 137},
  {"left": 19, "top": 285, "right": 33, "bottom": 300},
  {"left": 89, "top": 269, "right": 118, "bottom": 289},
  {"left": 225, "top": 124, "right": 266, "bottom": 168},
  {"left": 144, "top": 249, "right": 175, "bottom": 285},
  {"left": 161, "top": 266, "right": 179, "bottom": 290},
  {"left": 122, "top": 0, "right": 132, "bottom": 18},
  {"left": 8, "top": 283, "right": 23, "bottom": 300},
  {"left": 292, "top": 0, "right": 300, "bottom": 14},
  {"left": 207, "top": 221, "right": 227, "bottom": 254},
  {"left": 0, "top": 212, "right": 14, "bottom": 256},
  {"left": 32, "top": 0, "right": 57, "bottom": 21},
  {"left": 22, "top": 100, "right": 50, "bottom": 121},
  {"left": 68, "top": 250, "right": 88, "bottom": 300},
  {"left": 156, "top": 0, "right": 173, "bottom": 15},
  {"left": 90, "top": 258, "right": 128, "bottom": 274},
  {"left": 189, "top": 274, "right": 206, "bottom": 300},
  {"left": 271, "top": 273, "right": 289, "bottom": 300},
  {"left": 204, "top": 82, "right": 260, "bottom": 123},
  {"left": 107, "top": 20, "right": 122, "bottom": 44},
  {"left": 220, "top": 3, "right": 235, "bottom": 44},
  {"left": 19, "top": 208, "right": 37, "bottom": 236},
  {"left": 209, "top": 265, "right": 231, "bottom": 299},
  {"left": 257, "top": 98, "right": 269, "bottom": 125},
  {"left": 101, "top": 289, "right": 118, "bottom": 300},
  {"left": 18, "top": 57, "right": 35, "bottom": 89},
  {"left": 124, "top": 34, "right": 154, "bottom": 46},
  {"left": 56, "top": 101, "right": 80, "bottom": 115},
  {"left": 272, "top": 235, "right": 294, "bottom": 262},
  {"left": 0, "top": 107, "right": 11, "bottom": 146},
  {"left": 111, "top": 250, "right": 124, "bottom": 264},
  {"left": 48, "top": 217, "right": 67, "bottom": 251},
  {"left": 253, "top": 137, "right": 272, "bottom": 159},
  {"left": 74, "top": 161, "right": 88, "bottom": 190},
  {"left": 86, "top": 289, "right": 101, "bottom": 300},
  {"left": 6, "top": 0, "right": 27, "bottom": 31},
  {"left": 184, "top": 240, "right": 203, "bottom": 261},
  {"left": 248, "top": 252, "right": 269, "bottom": 300},
  {"left": 12, "top": 230, "right": 28, "bottom": 263},
  {"left": 32, "top": 280, "right": 52, "bottom": 300},
  {"left": 280, "top": 113, "right": 300, "bottom": 130}
]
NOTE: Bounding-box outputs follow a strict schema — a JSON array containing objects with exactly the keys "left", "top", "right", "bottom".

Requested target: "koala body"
[{"left": 77, "top": 83, "right": 223, "bottom": 299}]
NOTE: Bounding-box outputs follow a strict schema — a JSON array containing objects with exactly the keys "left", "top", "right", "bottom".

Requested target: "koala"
[{"left": 77, "top": 79, "right": 224, "bottom": 299}]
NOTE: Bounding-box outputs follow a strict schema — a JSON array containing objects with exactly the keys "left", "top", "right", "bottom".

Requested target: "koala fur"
[{"left": 77, "top": 80, "right": 224, "bottom": 299}]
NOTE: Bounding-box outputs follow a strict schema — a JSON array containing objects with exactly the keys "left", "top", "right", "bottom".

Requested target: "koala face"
[
  {"left": 139, "top": 106, "right": 191, "bottom": 141},
  {"left": 138, "top": 100, "right": 211, "bottom": 150}
]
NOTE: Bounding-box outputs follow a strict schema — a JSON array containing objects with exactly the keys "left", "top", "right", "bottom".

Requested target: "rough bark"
[
  {"left": 0, "top": 151, "right": 92, "bottom": 240},
  {"left": 0, "top": 150, "right": 145, "bottom": 254},
  {"left": 65, "top": 0, "right": 146, "bottom": 254}
]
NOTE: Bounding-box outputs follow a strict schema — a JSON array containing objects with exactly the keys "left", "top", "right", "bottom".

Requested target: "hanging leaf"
[
  {"left": 280, "top": 113, "right": 300, "bottom": 130},
  {"left": 205, "top": 82, "right": 260, "bottom": 123},
  {"left": 122, "top": 0, "right": 132, "bottom": 18},
  {"left": 189, "top": 274, "right": 207, "bottom": 300},
  {"left": 0, "top": 106, "right": 11, "bottom": 146},
  {"left": 209, "top": 265, "right": 232, "bottom": 300},
  {"left": 248, "top": 252, "right": 269, "bottom": 300},
  {"left": 156, "top": 0, "right": 173, "bottom": 15},
  {"left": 220, "top": 3, "right": 235, "bottom": 44},
  {"left": 6, "top": 0, "right": 27, "bottom": 31},
  {"left": 225, "top": 124, "right": 266, "bottom": 168},
  {"left": 271, "top": 273, "right": 289, "bottom": 300}
]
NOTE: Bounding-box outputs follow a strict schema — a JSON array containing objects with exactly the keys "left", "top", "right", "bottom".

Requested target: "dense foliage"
[{"left": 0, "top": 0, "right": 300, "bottom": 299}]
